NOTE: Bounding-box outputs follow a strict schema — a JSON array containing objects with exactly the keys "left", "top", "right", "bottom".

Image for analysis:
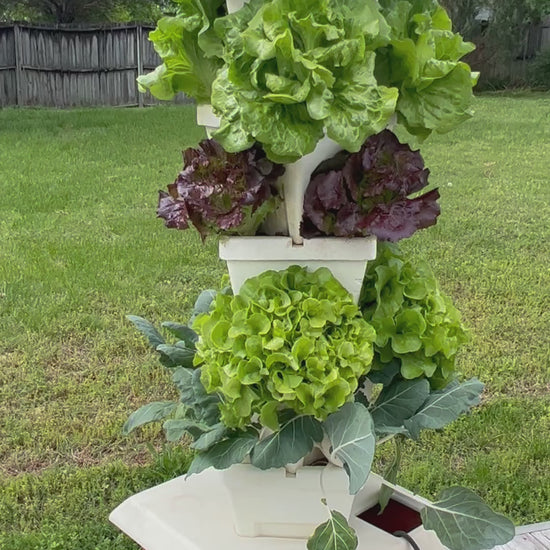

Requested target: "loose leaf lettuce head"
[
  {"left": 211, "top": 0, "right": 399, "bottom": 163},
  {"left": 137, "top": 0, "right": 227, "bottom": 103},
  {"left": 302, "top": 130, "right": 440, "bottom": 242},
  {"left": 193, "top": 265, "right": 376, "bottom": 429},
  {"left": 360, "top": 242, "right": 469, "bottom": 386},
  {"left": 157, "top": 139, "right": 284, "bottom": 240}
]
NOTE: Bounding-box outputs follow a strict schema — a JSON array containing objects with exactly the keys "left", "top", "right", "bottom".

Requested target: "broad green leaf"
[
  {"left": 404, "top": 378, "right": 484, "bottom": 439},
  {"left": 161, "top": 322, "right": 198, "bottom": 348},
  {"left": 367, "top": 360, "right": 400, "bottom": 387},
  {"left": 172, "top": 367, "right": 220, "bottom": 425},
  {"left": 122, "top": 401, "right": 176, "bottom": 435},
  {"left": 127, "top": 315, "right": 165, "bottom": 349},
  {"left": 307, "top": 507, "right": 358, "bottom": 550},
  {"left": 251, "top": 416, "right": 323, "bottom": 470},
  {"left": 172, "top": 367, "right": 195, "bottom": 403},
  {"left": 163, "top": 419, "right": 210, "bottom": 442},
  {"left": 378, "top": 436, "right": 403, "bottom": 513},
  {"left": 191, "top": 423, "right": 228, "bottom": 451},
  {"left": 156, "top": 344, "right": 195, "bottom": 368},
  {"left": 421, "top": 487, "right": 515, "bottom": 550},
  {"left": 191, "top": 289, "right": 217, "bottom": 322},
  {"left": 187, "top": 429, "right": 258, "bottom": 475},
  {"left": 371, "top": 378, "right": 430, "bottom": 434},
  {"left": 324, "top": 403, "right": 375, "bottom": 494}
]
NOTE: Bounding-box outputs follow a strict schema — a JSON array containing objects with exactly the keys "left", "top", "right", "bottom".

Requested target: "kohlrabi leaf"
[
  {"left": 172, "top": 367, "right": 220, "bottom": 426},
  {"left": 307, "top": 506, "right": 358, "bottom": 550},
  {"left": 251, "top": 416, "right": 323, "bottom": 470},
  {"left": 122, "top": 401, "right": 177, "bottom": 435},
  {"left": 421, "top": 487, "right": 515, "bottom": 550},
  {"left": 371, "top": 378, "right": 430, "bottom": 434},
  {"left": 367, "top": 360, "right": 401, "bottom": 387},
  {"left": 163, "top": 418, "right": 210, "bottom": 442},
  {"left": 191, "top": 289, "right": 217, "bottom": 321},
  {"left": 404, "top": 378, "right": 484, "bottom": 439},
  {"left": 191, "top": 423, "right": 228, "bottom": 451},
  {"left": 324, "top": 402, "right": 376, "bottom": 494},
  {"left": 187, "top": 428, "right": 258, "bottom": 475},
  {"left": 156, "top": 344, "right": 195, "bottom": 368},
  {"left": 127, "top": 315, "right": 165, "bottom": 349},
  {"left": 161, "top": 322, "right": 198, "bottom": 348}
]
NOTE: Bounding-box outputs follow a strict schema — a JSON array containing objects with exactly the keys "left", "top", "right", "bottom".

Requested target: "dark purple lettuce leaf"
[
  {"left": 302, "top": 130, "right": 439, "bottom": 242},
  {"left": 158, "top": 139, "right": 284, "bottom": 240}
]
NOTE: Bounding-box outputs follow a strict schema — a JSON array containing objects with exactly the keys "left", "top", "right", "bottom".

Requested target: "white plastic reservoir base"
[{"left": 109, "top": 469, "right": 449, "bottom": 550}]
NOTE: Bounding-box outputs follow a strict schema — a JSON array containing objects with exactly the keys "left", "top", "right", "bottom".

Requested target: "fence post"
[
  {"left": 136, "top": 24, "right": 144, "bottom": 108},
  {"left": 13, "top": 24, "right": 24, "bottom": 106}
]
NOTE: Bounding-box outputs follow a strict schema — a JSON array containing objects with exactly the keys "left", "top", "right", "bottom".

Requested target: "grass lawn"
[{"left": 1, "top": 95, "right": 549, "bottom": 548}]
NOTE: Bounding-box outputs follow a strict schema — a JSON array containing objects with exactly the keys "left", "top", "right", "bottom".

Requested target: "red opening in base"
[{"left": 357, "top": 499, "right": 422, "bottom": 534}]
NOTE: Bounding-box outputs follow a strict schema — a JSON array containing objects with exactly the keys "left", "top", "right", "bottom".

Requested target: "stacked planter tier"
[
  {"left": 220, "top": 236, "right": 376, "bottom": 304},
  {"left": 109, "top": 469, "right": 449, "bottom": 550}
]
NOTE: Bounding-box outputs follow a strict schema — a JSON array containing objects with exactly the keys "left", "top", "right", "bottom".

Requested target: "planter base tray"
[{"left": 110, "top": 470, "right": 448, "bottom": 550}]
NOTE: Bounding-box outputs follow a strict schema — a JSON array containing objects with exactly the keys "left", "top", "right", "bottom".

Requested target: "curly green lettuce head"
[
  {"left": 193, "top": 266, "right": 376, "bottom": 429},
  {"left": 376, "top": 0, "right": 478, "bottom": 145},
  {"left": 360, "top": 242, "right": 469, "bottom": 388},
  {"left": 211, "top": 0, "right": 398, "bottom": 163}
]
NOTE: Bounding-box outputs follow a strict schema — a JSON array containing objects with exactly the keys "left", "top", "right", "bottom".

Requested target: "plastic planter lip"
[
  {"left": 196, "top": 104, "right": 220, "bottom": 139},
  {"left": 219, "top": 236, "right": 377, "bottom": 304},
  {"left": 226, "top": 0, "right": 249, "bottom": 14}
]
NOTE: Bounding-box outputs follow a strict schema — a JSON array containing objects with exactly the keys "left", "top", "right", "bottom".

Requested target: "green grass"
[{"left": 1, "top": 95, "right": 549, "bottom": 547}]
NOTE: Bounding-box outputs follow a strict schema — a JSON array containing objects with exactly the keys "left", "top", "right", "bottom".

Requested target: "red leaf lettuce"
[
  {"left": 301, "top": 130, "right": 440, "bottom": 242},
  {"left": 158, "top": 139, "right": 284, "bottom": 240}
]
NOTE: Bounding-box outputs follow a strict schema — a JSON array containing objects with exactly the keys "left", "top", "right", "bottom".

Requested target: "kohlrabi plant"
[
  {"left": 124, "top": 269, "right": 514, "bottom": 550},
  {"left": 301, "top": 130, "right": 440, "bottom": 242},
  {"left": 193, "top": 265, "right": 376, "bottom": 429},
  {"left": 157, "top": 139, "right": 284, "bottom": 240},
  {"left": 360, "top": 242, "right": 470, "bottom": 387}
]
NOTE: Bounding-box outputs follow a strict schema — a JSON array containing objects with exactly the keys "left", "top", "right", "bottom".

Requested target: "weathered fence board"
[
  {"left": 0, "top": 26, "right": 17, "bottom": 107},
  {"left": 0, "top": 23, "right": 189, "bottom": 108}
]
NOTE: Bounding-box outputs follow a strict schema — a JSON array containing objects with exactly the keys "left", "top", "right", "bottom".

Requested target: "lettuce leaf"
[
  {"left": 376, "top": 0, "right": 478, "bottom": 143},
  {"left": 137, "top": 0, "right": 226, "bottom": 103},
  {"left": 301, "top": 130, "right": 440, "bottom": 241},
  {"left": 211, "top": 0, "right": 398, "bottom": 163},
  {"left": 157, "top": 139, "right": 284, "bottom": 240},
  {"left": 360, "top": 242, "right": 469, "bottom": 387}
]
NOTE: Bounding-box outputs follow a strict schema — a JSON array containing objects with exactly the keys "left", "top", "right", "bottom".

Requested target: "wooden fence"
[
  {"left": 1, "top": 19, "right": 550, "bottom": 108},
  {"left": 0, "top": 22, "right": 189, "bottom": 108}
]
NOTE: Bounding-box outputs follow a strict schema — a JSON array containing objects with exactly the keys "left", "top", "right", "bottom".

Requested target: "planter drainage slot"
[{"left": 357, "top": 498, "right": 422, "bottom": 534}]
